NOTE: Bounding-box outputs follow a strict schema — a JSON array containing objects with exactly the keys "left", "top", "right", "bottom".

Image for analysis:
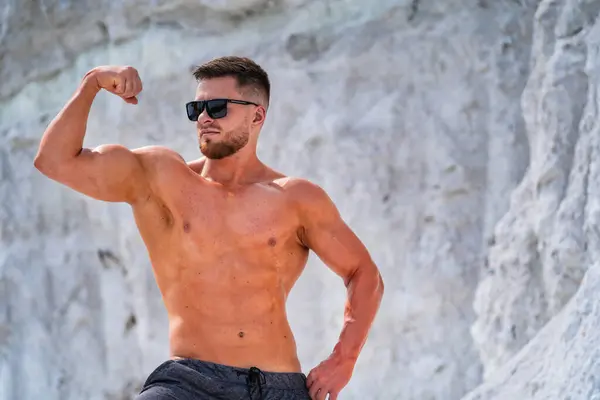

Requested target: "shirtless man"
[{"left": 34, "top": 56, "right": 384, "bottom": 400}]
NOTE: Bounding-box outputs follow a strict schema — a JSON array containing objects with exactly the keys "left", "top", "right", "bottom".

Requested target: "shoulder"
[
  {"left": 130, "top": 146, "right": 192, "bottom": 192},
  {"left": 278, "top": 177, "right": 325, "bottom": 195},
  {"left": 132, "top": 146, "right": 187, "bottom": 170},
  {"left": 277, "top": 177, "right": 339, "bottom": 216},
  {"left": 187, "top": 157, "right": 206, "bottom": 174},
  {"left": 132, "top": 145, "right": 185, "bottom": 161}
]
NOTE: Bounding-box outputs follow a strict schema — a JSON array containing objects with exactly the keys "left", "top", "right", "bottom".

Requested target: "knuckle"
[{"left": 125, "top": 66, "right": 137, "bottom": 76}]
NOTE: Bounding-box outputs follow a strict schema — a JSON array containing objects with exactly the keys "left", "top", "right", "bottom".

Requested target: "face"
[{"left": 192, "top": 77, "right": 264, "bottom": 159}]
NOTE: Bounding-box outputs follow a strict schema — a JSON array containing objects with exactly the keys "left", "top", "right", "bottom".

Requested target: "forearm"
[
  {"left": 333, "top": 264, "right": 384, "bottom": 361},
  {"left": 34, "top": 72, "right": 100, "bottom": 168}
]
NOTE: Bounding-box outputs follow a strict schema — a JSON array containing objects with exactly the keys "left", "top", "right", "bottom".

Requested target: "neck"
[{"left": 200, "top": 146, "right": 263, "bottom": 186}]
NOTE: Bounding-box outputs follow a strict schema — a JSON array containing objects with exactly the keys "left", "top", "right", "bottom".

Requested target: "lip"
[{"left": 200, "top": 131, "right": 220, "bottom": 136}]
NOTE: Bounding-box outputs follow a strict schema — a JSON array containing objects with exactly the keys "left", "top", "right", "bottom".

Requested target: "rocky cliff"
[
  {"left": 468, "top": 0, "right": 600, "bottom": 397},
  {"left": 0, "top": 0, "right": 598, "bottom": 399}
]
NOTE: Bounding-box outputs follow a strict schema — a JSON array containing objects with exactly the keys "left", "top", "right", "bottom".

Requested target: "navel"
[
  {"left": 267, "top": 237, "right": 277, "bottom": 247},
  {"left": 238, "top": 331, "right": 245, "bottom": 338}
]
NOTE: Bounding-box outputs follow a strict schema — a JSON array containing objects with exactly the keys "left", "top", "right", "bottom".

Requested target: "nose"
[{"left": 196, "top": 109, "right": 214, "bottom": 126}]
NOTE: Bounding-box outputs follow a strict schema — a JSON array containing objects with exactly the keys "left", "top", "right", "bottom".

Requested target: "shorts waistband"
[{"left": 172, "top": 358, "right": 308, "bottom": 390}]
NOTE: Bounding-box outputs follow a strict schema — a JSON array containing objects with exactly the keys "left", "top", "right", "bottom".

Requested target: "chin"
[{"left": 200, "top": 143, "right": 238, "bottom": 160}]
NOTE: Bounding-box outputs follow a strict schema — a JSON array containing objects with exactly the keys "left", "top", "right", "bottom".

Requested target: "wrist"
[
  {"left": 332, "top": 342, "right": 359, "bottom": 364},
  {"left": 81, "top": 68, "right": 102, "bottom": 94}
]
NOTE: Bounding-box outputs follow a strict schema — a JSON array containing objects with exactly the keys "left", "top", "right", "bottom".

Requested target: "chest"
[{"left": 169, "top": 182, "right": 299, "bottom": 250}]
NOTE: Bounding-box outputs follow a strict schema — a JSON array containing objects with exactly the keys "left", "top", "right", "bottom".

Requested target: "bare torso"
[
  {"left": 33, "top": 65, "right": 382, "bottom": 399},
  {"left": 132, "top": 152, "right": 309, "bottom": 372}
]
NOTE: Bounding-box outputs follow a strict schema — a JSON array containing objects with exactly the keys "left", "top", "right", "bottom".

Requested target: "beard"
[{"left": 199, "top": 128, "right": 249, "bottom": 159}]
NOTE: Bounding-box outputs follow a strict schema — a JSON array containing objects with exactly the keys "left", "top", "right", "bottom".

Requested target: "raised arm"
[
  {"left": 34, "top": 66, "right": 151, "bottom": 204},
  {"left": 290, "top": 179, "right": 384, "bottom": 400}
]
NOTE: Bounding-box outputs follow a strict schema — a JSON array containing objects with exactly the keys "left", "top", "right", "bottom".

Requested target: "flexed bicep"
[
  {"left": 34, "top": 65, "right": 150, "bottom": 204},
  {"left": 53, "top": 144, "right": 151, "bottom": 203}
]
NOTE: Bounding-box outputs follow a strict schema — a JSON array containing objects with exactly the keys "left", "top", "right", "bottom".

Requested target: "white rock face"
[
  {"left": 3, "top": 0, "right": 598, "bottom": 399},
  {"left": 470, "top": 0, "right": 600, "bottom": 383},
  {"left": 463, "top": 262, "right": 600, "bottom": 400}
]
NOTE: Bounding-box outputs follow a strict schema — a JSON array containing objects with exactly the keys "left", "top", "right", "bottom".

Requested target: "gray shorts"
[{"left": 135, "top": 358, "right": 311, "bottom": 400}]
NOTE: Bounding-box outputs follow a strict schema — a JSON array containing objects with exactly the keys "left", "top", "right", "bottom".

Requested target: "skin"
[{"left": 34, "top": 65, "right": 384, "bottom": 400}]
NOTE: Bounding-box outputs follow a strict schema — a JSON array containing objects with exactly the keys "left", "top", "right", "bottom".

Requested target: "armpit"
[{"left": 295, "top": 225, "right": 309, "bottom": 248}]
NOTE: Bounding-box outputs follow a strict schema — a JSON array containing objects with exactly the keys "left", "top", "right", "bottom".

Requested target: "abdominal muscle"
[{"left": 154, "top": 257, "right": 304, "bottom": 373}]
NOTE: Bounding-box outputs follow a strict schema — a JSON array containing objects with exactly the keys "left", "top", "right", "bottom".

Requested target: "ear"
[{"left": 252, "top": 106, "right": 267, "bottom": 125}]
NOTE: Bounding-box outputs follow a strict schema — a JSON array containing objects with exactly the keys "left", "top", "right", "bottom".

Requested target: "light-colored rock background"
[{"left": 1, "top": 0, "right": 599, "bottom": 399}]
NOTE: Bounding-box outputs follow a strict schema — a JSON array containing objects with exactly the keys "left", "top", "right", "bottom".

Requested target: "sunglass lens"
[
  {"left": 186, "top": 101, "right": 203, "bottom": 121},
  {"left": 207, "top": 99, "right": 228, "bottom": 119}
]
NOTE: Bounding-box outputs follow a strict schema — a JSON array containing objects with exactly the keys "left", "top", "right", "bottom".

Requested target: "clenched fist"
[{"left": 85, "top": 65, "right": 143, "bottom": 104}]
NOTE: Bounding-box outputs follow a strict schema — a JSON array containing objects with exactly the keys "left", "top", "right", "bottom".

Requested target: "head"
[{"left": 188, "top": 56, "right": 270, "bottom": 159}]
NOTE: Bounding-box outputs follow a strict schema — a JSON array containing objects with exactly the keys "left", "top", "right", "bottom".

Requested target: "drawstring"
[{"left": 236, "top": 366, "right": 266, "bottom": 399}]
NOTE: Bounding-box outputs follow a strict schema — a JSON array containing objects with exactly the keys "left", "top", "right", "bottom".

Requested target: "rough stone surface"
[
  {"left": 470, "top": 0, "right": 600, "bottom": 383},
  {"left": 4, "top": 0, "right": 599, "bottom": 399},
  {"left": 463, "top": 262, "right": 600, "bottom": 400}
]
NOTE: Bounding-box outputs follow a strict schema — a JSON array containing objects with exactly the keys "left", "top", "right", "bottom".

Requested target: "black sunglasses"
[{"left": 185, "top": 98, "right": 259, "bottom": 121}]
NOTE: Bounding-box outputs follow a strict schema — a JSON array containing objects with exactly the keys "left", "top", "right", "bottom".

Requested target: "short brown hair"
[{"left": 192, "top": 56, "right": 270, "bottom": 107}]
